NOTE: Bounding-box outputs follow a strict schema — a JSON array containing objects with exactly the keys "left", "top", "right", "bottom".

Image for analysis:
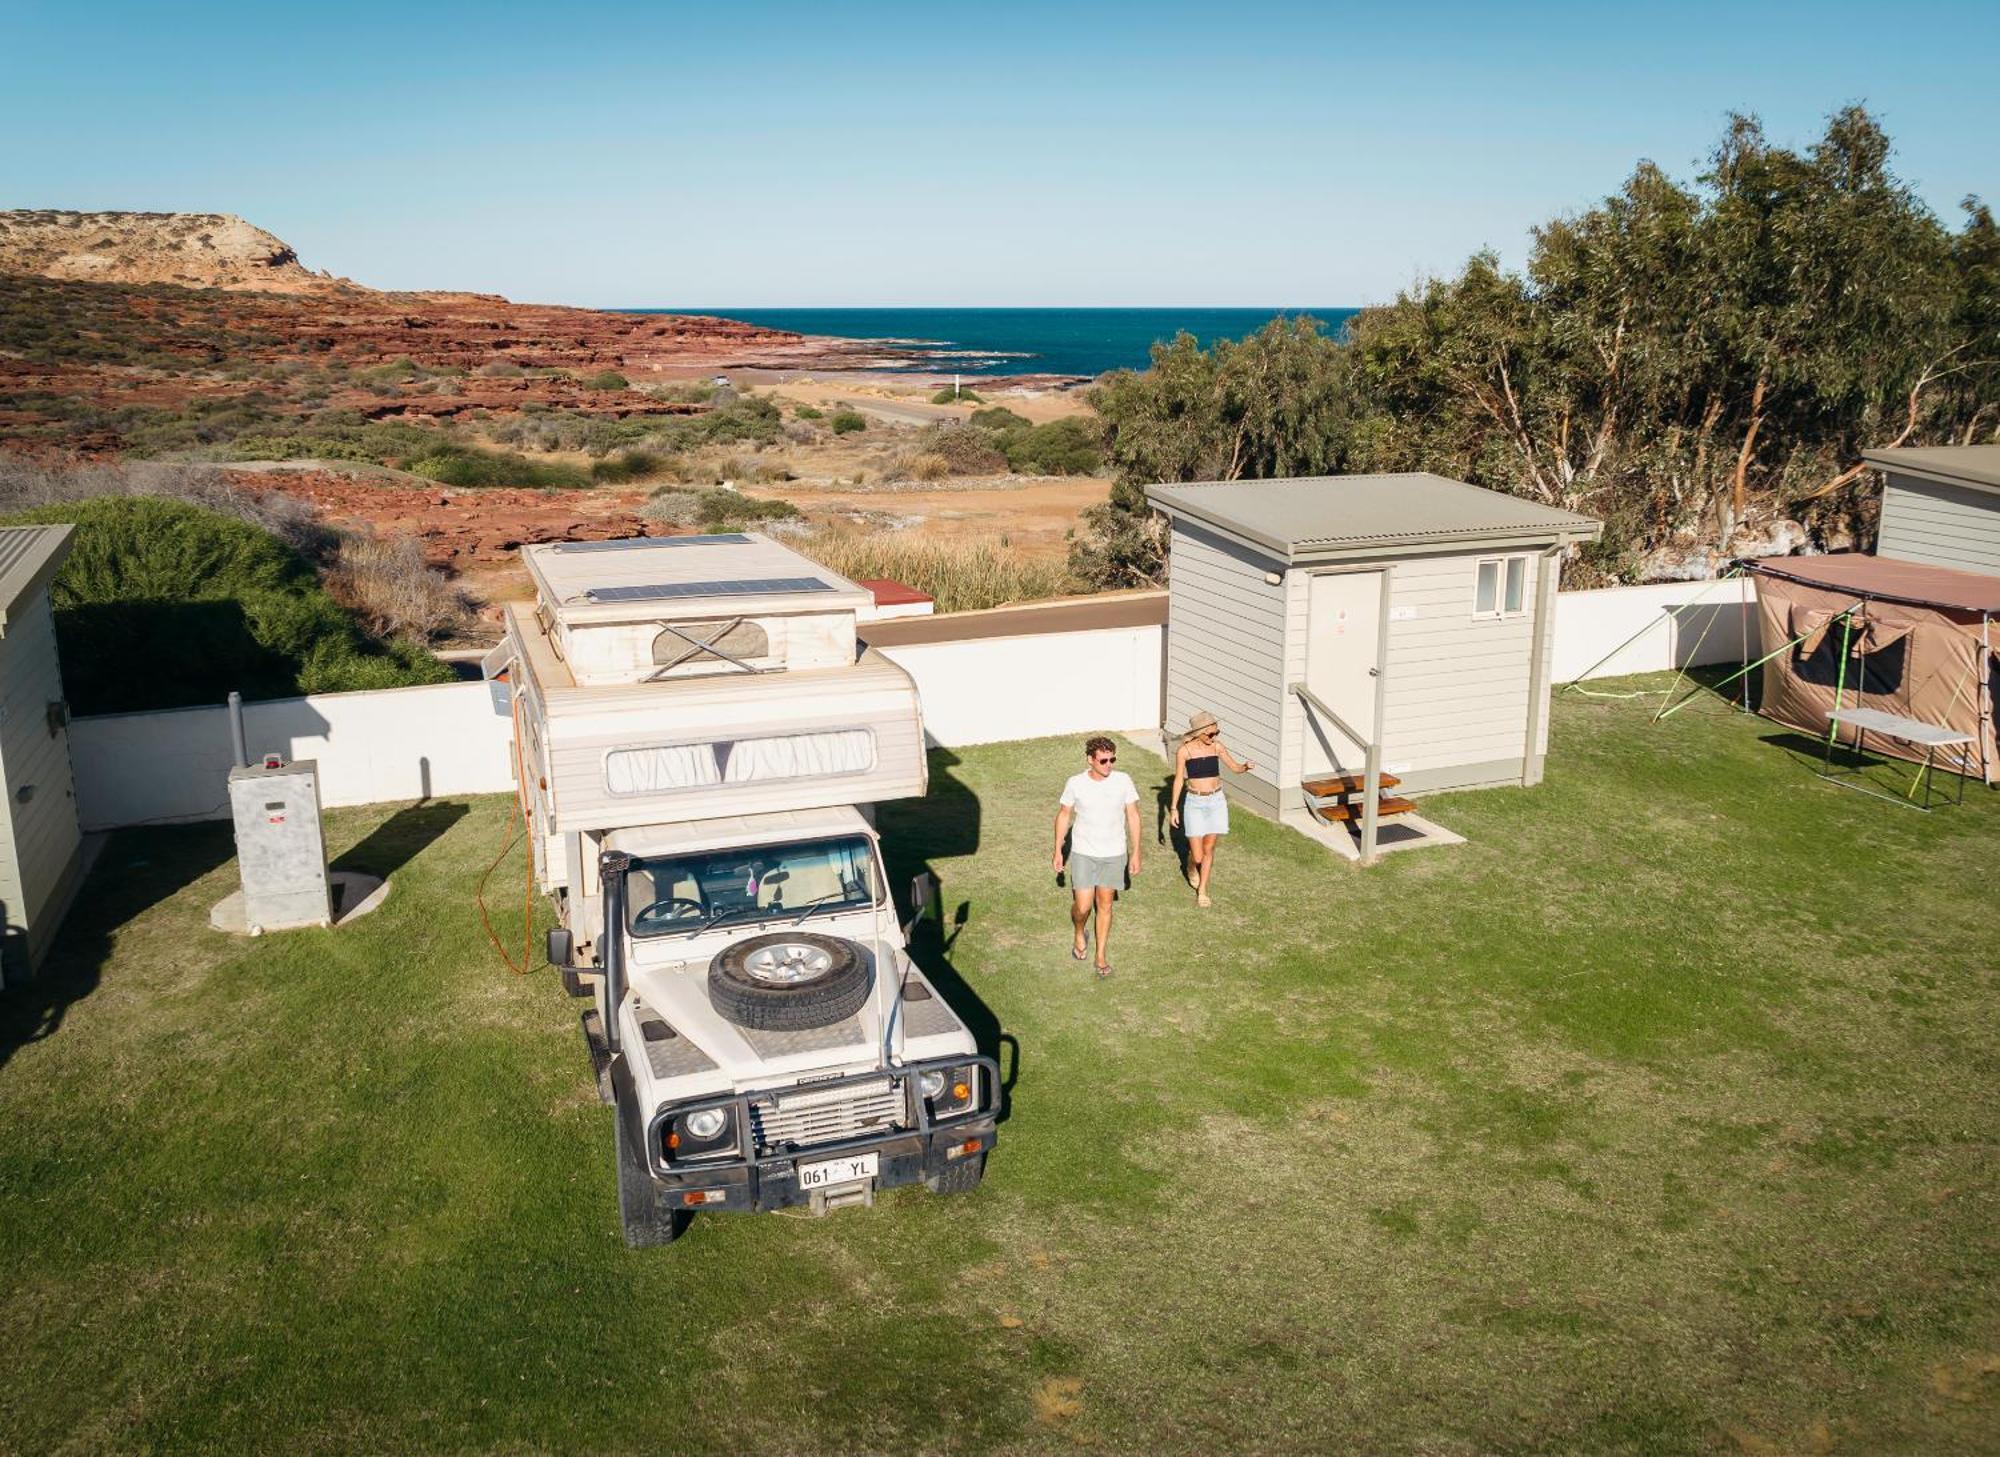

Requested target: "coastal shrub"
[
  {"left": 793, "top": 404, "right": 824, "bottom": 420},
  {"left": 646, "top": 380, "right": 718, "bottom": 404},
  {"left": 642, "top": 486, "right": 800, "bottom": 532},
  {"left": 916, "top": 423, "right": 1008, "bottom": 475},
  {"left": 0, "top": 454, "right": 331, "bottom": 560},
  {"left": 906, "top": 452, "right": 952, "bottom": 483},
  {"left": 640, "top": 490, "right": 702, "bottom": 528},
  {"left": 0, "top": 496, "right": 452, "bottom": 713},
  {"left": 589, "top": 448, "right": 667, "bottom": 484},
  {"left": 829, "top": 409, "right": 867, "bottom": 435},
  {"left": 969, "top": 406, "right": 1031, "bottom": 433},
  {"left": 405, "top": 445, "right": 589, "bottom": 489},
  {"left": 327, "top": 531, "right": 466, "bottom": 642},
  {"left": 583, "top": 370, "right": 630, "bottom": 390},
  {"left": 794, "top": 529, "right": 1076, "bottom": 614},
  {"left": 1001, "top": 417, "right": 1103, "bottom": 476},
  {"left": 781, "top": 421, "right": 823, "bottom": 445},
  {"left": 697, "top": 394, "right": 783, "bottom": 445},
  {"left": 360, "top": 357, "right": 425, "bottom": 385},
  {"left": 930, "top": 387, "right": 983, "bottom": 405}
]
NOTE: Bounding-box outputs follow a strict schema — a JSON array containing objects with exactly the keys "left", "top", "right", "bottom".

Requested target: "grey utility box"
[{"left": 226, "top": 760, "right": 332, "bottom": 933}]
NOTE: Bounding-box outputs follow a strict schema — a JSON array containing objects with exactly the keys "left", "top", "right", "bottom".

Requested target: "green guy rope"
[
  {"left": 1654, "top": 599, "right": 1866, "bottom": 722},
  {"left": 1562, "top": 568, "right": 1744, "bottom": 698}
]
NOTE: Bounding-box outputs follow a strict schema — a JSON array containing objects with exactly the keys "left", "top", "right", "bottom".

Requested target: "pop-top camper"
[{"left": 493, "top": 532, "right": 995, "bottom": 1246}]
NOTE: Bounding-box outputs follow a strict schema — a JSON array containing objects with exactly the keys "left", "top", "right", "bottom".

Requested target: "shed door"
[{"left": 1302, "top": 570, "right": 1383, "bottom": 776}]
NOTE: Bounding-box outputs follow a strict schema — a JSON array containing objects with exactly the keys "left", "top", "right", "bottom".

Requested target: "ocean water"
[{"left": 622, "top": 307, "right": 1359, "bottom": 378}]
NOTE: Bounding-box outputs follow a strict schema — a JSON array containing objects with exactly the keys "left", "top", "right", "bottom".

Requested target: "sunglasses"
[{"left": 1092, "top": 754, "right": 1117, "bottom": 764}]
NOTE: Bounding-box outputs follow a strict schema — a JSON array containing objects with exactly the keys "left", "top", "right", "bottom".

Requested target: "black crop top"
[{"left": 1186, "top": 754, "right": 1220, "bottom": 777}]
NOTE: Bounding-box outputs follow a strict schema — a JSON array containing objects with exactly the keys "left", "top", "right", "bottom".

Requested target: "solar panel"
[
  {"left": 554, "top": 534, "right": 750, "bottom": 554},
  {"left": 585, "top": 576, "right": 835, "bottom": 604}
]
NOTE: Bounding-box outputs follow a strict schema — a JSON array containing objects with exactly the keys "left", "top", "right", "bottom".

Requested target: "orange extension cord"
[{"left": 476, "top": 680, "right": 536, "bottom": 975}]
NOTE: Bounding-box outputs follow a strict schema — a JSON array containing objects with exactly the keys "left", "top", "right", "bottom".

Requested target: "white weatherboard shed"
[
  {"left": 0, "top": 526, "right": 84, "bottom": 983},
  {"left": 1146, "top": 474, "right": 1601, "bottom": 861},
  {"left": 1865, "top": 444, "right": 2000, "bottom": 577}
]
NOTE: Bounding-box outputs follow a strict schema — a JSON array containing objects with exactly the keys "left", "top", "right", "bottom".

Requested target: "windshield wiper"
[{"left": 788, "top": 891, "right": 850, "bottom": 927}]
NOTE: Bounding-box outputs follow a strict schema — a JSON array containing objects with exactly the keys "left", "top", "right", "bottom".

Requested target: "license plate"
[{"left": 798, "top": 1151, "right": 879, "bottom": 1191}]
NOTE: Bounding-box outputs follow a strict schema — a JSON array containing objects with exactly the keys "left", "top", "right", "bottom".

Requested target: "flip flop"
[
  {"left": 1071, "top": 943, "right": 1088, "bottom": 961},
  {"left": 1094, "top": 962, "right": 1113, "bottom": 979}
]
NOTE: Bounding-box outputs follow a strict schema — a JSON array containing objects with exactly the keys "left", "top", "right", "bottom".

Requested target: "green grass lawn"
[{"left": 2, "top": 678, "right": 1996, "bottom": 1454}]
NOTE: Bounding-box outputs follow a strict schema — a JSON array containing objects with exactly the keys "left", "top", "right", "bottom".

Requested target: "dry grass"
[
  {"left": 795, "top": 528, "right": 1078, "bottom": 612},
  {"left": 325, "top": 532, "right": 466, "bottom": 641}
]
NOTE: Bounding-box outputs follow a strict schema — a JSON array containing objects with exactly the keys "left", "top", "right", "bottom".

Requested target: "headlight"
[
  {"left": 665, "top": 1105, "right": 737, "bottom": 1162},
  {"left": 923, "top": 1063, "right": 978, "bottom": 1119}
]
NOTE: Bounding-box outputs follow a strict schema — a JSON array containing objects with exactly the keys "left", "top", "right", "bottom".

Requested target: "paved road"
[{"left": 834, "top": 396, "right": 959, "bottom": 428}]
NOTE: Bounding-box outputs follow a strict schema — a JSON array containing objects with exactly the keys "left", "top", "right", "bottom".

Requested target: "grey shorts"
[{"left": 1067, "top": 852, "right": 1127, "bottom": 891}]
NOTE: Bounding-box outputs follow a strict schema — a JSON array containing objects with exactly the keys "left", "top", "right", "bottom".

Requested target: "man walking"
[{"left": 1053, "top": 735, "right": 1141, "bottom": 978}]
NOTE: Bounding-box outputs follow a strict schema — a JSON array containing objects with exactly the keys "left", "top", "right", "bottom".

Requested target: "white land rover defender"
[{"left": 491, "top": 532, "right": 996, "bottom": 1246}]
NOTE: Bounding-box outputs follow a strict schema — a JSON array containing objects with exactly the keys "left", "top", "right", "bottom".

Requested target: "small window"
[
  {"left": 1474, "top": 560, "right": 1499, "bottom": 615},
  {"left": 1474, "top": 556, "right": 1530, "bottom": 619}
]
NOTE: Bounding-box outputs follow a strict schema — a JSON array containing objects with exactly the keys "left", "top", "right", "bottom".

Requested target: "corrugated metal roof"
[
  {"left": 1145, "top": 473, "right": 1601, "bottom": 559},
  {"left": 1863, "top": 445, "right": 2000, "bottom": 494},
  {"left": 0, "top": 525, "right": 74, "bottom": 634}
]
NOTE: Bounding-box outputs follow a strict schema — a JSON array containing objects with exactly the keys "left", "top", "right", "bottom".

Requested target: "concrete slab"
[{"left": 210, "top": 871, "right": 390, "bottom": 936}]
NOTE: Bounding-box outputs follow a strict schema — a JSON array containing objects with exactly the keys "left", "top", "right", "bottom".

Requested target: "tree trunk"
[{"left": 1730, "top": 371, "right": 1769, "bottom": 536}]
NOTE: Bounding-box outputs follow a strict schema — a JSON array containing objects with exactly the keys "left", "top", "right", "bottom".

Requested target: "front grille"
[{"left": 751, "top": 1076, "right": 908, "bottom": 1153}]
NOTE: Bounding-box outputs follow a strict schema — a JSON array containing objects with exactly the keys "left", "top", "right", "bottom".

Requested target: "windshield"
[{"left": 625, "top": 835, "right": 881, "bottom": 938}]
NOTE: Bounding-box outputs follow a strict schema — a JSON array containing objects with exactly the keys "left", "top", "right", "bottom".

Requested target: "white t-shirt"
[{"left": 1060, "top": 769, "right": 1139, "bottom": 858}]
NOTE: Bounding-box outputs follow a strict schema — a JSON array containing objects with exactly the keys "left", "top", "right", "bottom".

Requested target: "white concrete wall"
[
  {"left": 67, "top": 581, "right": 1753, "bottom": 830},
  {"left": 1551, "top": 577, "right": 1757, "bottom": 683},
  {"left": 70, "top": 681, "right": 516, "bottom": 832},
  {"left": 876, "top": 625, "right": 1163, "bottom": 748}
]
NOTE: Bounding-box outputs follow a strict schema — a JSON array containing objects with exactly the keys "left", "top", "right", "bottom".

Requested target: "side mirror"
[
  {"left": 546, "top": 927, "right": 574, "bottom": 968},
  {"left": 903, "top": 873, "right": 936, "bottom": 936}
]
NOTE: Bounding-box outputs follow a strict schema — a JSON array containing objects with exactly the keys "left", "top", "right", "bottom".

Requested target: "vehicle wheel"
[
  {"left": 615, "top": 1104, "right": 685, "bottom": 1248},
  {"left": 708, "top": 932, "right": 873, "bottom": 1032},
  {"left": 925, "top": 1153, "right": 985, "bottom": 1196}
]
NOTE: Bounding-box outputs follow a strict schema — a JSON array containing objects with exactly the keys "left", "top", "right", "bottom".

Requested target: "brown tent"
[{"left": 1743, "top": 553, "right": 1999, "bottom": 784}]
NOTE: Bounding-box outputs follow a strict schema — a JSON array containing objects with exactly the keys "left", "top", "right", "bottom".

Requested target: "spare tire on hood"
[{"left": 708, "top": 931, "right": 873, "bottom": 1032}]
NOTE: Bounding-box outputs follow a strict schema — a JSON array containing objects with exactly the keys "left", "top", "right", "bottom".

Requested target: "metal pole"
[
  {"left": 1521, "top": 546, "right": 1561, "bottom": 786},
  {"left": 1359, "top": 566, "right": 1394, "bottom": 866},
  {"left": 599, "top": 849, "right": 630, "bottom": 1051},
  {"left": 227, "top": 691, "right": 249, "bottom": 768},
  {"left": 1827, "top": 611, "right": 1856, "bottom": 747},
  {"left": 1738, "top": 575, "right": 1752, "bottom": 712}
]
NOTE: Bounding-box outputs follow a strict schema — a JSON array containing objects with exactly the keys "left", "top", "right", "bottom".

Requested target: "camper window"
[
  {"left": 651, "top": 619, "right": 771, "bottom": 672},
  {"left": 604, "top": 728, "right": 877, "bottom": 797}
]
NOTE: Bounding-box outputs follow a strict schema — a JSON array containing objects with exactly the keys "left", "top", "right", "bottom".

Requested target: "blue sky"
[{"left": 4, "top": 1, "right": 1997, "bottom": 307}]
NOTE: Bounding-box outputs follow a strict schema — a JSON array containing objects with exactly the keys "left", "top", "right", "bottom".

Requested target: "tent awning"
[{"left": 1740, "top": 552, "right": 2000, "bottom": 615}]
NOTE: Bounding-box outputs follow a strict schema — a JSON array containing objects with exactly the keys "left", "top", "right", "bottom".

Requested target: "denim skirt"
[{"left": 1182, "top": 788, "right": 1229, "bottom": 836}]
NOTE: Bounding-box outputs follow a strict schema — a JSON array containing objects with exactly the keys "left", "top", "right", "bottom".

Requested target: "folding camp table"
[{"left": 1821, "top": 706, "right": 1974, "bottom": 811}]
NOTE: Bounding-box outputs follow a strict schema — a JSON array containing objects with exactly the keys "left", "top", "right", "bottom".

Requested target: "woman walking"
[{"left": 1170, "top": 710, "right": 1253, "bottom": 908}]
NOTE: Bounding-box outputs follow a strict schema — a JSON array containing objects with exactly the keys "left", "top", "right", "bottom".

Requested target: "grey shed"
[
  {"left": 1146, "top": 473, "right": 1601, "bottom": 862},
  {"left": 1864, "top": 445, "right": 2000, "bottom": 578},
  {"left": 0, "top": 526, "right": 83, "bottom": 983}
]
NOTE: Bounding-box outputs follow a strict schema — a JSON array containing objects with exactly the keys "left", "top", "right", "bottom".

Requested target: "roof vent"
[
  {"left": 584, "top": 576, "right": 835, "bottom": 604},
  {"left": 554, "top": 534, "right": 751, "bottom": 554}
]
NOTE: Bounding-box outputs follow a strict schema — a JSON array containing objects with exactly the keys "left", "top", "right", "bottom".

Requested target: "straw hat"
[{"left": 1182, "top": 710, "right": 1219, "bottom": 740}]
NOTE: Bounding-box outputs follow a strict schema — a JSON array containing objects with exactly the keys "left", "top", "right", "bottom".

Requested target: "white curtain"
[
  {"left": 722, "top": 729, "right": 875, "bottom": 783},
  {"left": 605, "top": 743, "right": 723, "bottom": 795}
]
